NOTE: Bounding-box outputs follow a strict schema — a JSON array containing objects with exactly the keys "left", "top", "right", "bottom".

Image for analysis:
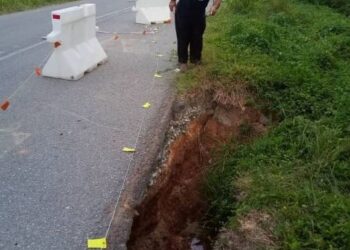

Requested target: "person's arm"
[
  {"left": 169, "top": 0, "right": 176, "bottom": 12},
  {"left": 209, "top": 0, "right": 221, "bottom": 16}
]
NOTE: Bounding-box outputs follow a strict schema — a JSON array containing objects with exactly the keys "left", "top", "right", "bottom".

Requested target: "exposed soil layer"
[{"left": 127, "top": 101, "right": 266, "bottom": 250}]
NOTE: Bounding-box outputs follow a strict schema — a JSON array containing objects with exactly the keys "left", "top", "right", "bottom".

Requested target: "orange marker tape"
[
  {"left": 1, "top": 99, "right": 10, "bottom": 111},
  {"left": 35, "top": 67, "right": 42, "bottom": 76}
]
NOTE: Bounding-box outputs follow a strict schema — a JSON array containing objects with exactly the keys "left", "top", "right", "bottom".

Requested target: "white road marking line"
[
  {"left": 0, "top": 41, "right": 46, "bottom": 62},
  {"left": 0, "top": 6, "right": 132, "bottom": 63},
  {"left": 96, "top": 6, "right": 132, "bottom": 20}
]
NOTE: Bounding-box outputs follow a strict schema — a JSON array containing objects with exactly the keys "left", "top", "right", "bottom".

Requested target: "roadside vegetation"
[
  {"left": 179, "top": 0, "right": 350, "bottom": 248},
  {"left": 302, "top": 0, "right": 350, "bottom": 16},
  {"left": 0, "top": 0, "right": 72, "bottom": 14}
]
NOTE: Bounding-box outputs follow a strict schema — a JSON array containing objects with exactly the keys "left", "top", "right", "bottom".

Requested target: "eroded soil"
[{"left": 127, "top": 99, "right": 267, "bottom": 250}]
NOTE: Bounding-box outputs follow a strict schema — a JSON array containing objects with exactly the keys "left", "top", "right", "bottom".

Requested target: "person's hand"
[
  {"left": 209, "top": 6, "right": 218, "bottom": 16},
  {"left": 169, "top": 0, "right": 176, "bottom": 12}
]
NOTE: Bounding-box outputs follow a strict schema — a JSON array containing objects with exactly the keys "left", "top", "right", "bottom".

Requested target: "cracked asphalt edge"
[{"left": 106, "top": 77, "right": 176, "bottom": 250}]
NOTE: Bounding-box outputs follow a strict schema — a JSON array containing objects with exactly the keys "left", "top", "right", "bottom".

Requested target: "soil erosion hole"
[{"left": 127, "top": 101, "right": 266, "bottom": 250}]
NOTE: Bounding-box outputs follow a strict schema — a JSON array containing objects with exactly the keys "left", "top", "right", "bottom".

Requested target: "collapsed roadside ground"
[{"left": 127, "top": 0, "right": 350, "bottom": 249}]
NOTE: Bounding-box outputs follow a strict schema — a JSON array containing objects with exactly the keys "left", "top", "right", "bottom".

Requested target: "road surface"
[{"left": 0, "top": 1, "right": 176, "bottom": 249}]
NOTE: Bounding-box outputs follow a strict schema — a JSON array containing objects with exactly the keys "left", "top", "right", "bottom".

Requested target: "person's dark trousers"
[{"left": 175, "top": 7, "right": 206, "bottom": 64}]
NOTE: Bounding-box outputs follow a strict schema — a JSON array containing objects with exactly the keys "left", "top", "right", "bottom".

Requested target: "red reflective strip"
[{"left": 52, "top": 14, "right": 60, "bottom": 20}]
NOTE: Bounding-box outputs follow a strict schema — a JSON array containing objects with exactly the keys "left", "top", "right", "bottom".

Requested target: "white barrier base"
[
  {"left": 136, "top": 7, "right": 171, "bottom": 24},
  {"left": 42, "top": 38, "right": 107, "bottom": 80}
]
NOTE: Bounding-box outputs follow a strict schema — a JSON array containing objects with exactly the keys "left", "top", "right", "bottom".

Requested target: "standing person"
[{"left": 169, "top": 0, "right": 221, "bottom": 71}]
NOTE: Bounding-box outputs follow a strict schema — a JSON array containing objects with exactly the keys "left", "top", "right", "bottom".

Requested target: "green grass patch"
[
  {"left": 301, "top": 0, "right": 350, "bottom": 16},
  {"left": 0, "top": 0, "right": 74, "bottom": 14},
  {"left": 198, "top": 0, "right": 350, "bottom": 125},
  {"left": 206, "top": 117, "right": 350, "bottom": 249},
  {"left": 184, "top": 0, "right": 350, "bottom": 248}
]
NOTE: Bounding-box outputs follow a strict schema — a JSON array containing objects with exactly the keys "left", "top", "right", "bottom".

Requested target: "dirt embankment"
[{"left": 127, "top": 91, "right": 268, "bottom": 250}]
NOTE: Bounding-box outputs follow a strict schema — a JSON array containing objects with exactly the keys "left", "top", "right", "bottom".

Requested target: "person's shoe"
[
  {"left": 190, "top": 60, "right": 202, "bottom": 66},
  {"left": 179, "top": 63, "right": 188, "bottom": 72}
]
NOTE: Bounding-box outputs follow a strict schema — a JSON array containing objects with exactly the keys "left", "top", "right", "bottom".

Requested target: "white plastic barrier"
[
  {"left": 42, "top": 4, "right": 107, "bottom": 80},
  {"left": 133, "top": 0, "right": 171, "bottom": 24}
]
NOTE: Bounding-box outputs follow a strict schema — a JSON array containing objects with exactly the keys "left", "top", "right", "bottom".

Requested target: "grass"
[
  {"left": 301, "top": 0, "right": 350, "bottom": 16},
  {"left": 0, "top": 0, "right": 73, "bottom": 14},
  {"left": 206, "top": 117, "right": 350, "bottom": 249},
  {"left": 176, "top": 0, "right": 350, "bottom": 248}
]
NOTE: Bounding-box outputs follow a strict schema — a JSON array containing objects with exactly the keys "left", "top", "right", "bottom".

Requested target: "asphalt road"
[{"left": 0, "top": 1, "right": 176, "bottom": 249}]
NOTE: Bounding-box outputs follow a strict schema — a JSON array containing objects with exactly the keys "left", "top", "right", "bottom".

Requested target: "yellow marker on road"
[
  {"left": 154, "top": 73, "right": 162, "bottom": 78},
  {"left": 142, "top": 102, "right": 151, "bottom": 109},
  {"left": 123, "top": 147, "right": 136, "bottom": 153},
  {"left": 87, "top": 238, "right": 107, "bottom": 249}
]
